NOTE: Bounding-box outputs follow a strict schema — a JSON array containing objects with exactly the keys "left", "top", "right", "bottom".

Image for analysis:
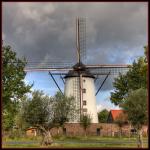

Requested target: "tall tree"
[
  {"left": 110, "top": 47, "right": 147, "bottom": 106},
  {"left": 22, "top": 90, "right": 54, "bottom": 145},
  {"left": 98, "top": 109, "right": 109, "bottom": 123},
  {"left": 22, "top": 90, "right": 76, "bottom": 145},
  {"left": 2, "top": 45, "right": 32, "bottom": 130},
  {"left": 80, "top": 114, "right": 92, "bottom": 137},
  {"left": 144, "top": 46, "right": 148, "bottom": 63},
  {"left": 122, "top": 88, "right": 148, "bottom": 148},
  {"left": 51, "top": 92, "right": 76, "bottom": 135},
  {"left": 14, "top": 95, "right": 30, "bottom": 131},
  {"left": 115, "top": 112, "right": 128, "bottom": 138},
  {"left": 52, "top": 92, "right": 76, "bottom": 128}
]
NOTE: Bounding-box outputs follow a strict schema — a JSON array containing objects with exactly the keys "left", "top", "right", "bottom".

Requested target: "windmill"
[{"left": 25, "top": 18, "right": 129, "bottom": 123}]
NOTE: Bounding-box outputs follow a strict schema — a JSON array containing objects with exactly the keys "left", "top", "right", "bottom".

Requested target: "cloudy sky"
[{"left": 2, "top": 2, "right": 148, "bottom": 111}]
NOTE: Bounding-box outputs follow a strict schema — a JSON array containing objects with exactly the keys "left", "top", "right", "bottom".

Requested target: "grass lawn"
[{"left": 2, "top": 136, "right": 148, "bottom": 148}]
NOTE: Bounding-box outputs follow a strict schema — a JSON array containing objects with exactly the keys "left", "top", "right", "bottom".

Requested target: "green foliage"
[
  {"left": 115, "top": 112, "right": 128, "bottom": 138},
  {"left": 52, "top": 92, "right": 76, "bottom": 127},
  {"left": 115, "top": 113, "right": 127, "bottom": 128},
  {"left": 98, "top": 109, "right": 109, "bottom": 123},
  {"left": 122, "top": 88, "right": 148, "bottom": 129},
  {"left": 8, "top": 129, "right": 25, "bottom": 139},
  {"left": 2, "top": 45, "right": 32, "bottom": 109},
  {"left": 14, "top": 96, "right": 30, "bottom": 131},
  {"left": 2, "top": 45, "right": 32, "bottom": 130},
  {"left": 110, "top": 47, "right": 147, "bottom": 105},
  {"left": 122, "top": 88, "right": 147, "bottom": 148},
  {"left": 80, "top": 114, "right": 92, "bottom": 136},
  {"left": 144, "top": 46, "right": 148, "bottom": 63},
  {"left": 110, "top": 73, "right": 128, "bottom": 105},
  {"left": 2, "top": 110, "right": 15, "bottom": 131},
  {"left": 22, "top": 91, "right": 76, "bottom": 129},
  {"left": 21, "top": 91, "right": 76, "bottom": 145},
  {"left": 22, "top": 90, "right": 51, "bottom": 127}
]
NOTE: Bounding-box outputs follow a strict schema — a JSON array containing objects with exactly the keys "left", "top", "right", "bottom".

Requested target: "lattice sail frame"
[
  {"left": 76, "top": 18, "right": 86, "bottom": 64},
  {"left": 78, "top": 18, "right": 86, "bottom": 64},
  {"left": 73, "top": 77, "right": 80, "bottom": 122}
]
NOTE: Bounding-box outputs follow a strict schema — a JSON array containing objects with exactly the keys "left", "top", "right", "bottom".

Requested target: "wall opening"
[
  {"left": 97, "top": 128, "right": 101, "bottom": 136},
  {"left": 63, "top": 128, "right": 66, "bottom": 135}
]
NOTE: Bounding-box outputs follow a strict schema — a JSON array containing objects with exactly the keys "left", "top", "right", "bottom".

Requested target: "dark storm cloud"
[{"left": 2, "top": 2, "right": 147, "bottom": 91}]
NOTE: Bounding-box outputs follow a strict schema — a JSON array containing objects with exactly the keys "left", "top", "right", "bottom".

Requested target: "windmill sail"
[
  {"left": 87, "top": 65, "right": 130, "bottom": 75},
  {"left": 22, "top": 18, "right": 131, "bottom": 123},
  {"left": 76, "top": 18, "right": 86, "bottom": 64}
]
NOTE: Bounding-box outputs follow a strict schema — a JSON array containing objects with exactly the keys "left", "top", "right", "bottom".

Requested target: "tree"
[
  {"left": 115, "top": 112, "right": 128, "bottom": 138},
  {"left": 144, "top": 46, "right": 148, "bottom": 63},
  {"left": 22, "top": 90, "right": 53, "bottom": 145},
  {"left": 22, "top": 90, "right": 76, "bottom": 145},
  {"left": 51, "top": 92, "right": 76, "bottom": 135},
  {"left": 14, "top": 95, "right": 31, "bottom": 131},
  {"left": 80, "top": 114, "right": 92, "bottom": 137},
  {"left": 98, "top": 109, "right": 109, "bottom": 123},
  {"left": 2, "top": 45, "right": 32, "bottom": 130},
  {"left": 110, "top": 47, "right": 147, "bottom": 106},
  {"left": 122, "top": 88, "right": 148, "bottom": 148}
]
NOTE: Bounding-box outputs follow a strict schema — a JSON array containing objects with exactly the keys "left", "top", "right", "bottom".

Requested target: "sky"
[{"left": 2, "top": 2, "right": 148, "bottom": 112}]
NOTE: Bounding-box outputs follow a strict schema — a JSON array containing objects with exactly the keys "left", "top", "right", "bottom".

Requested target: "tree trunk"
[
  {"left": 57, "top": 127, "right": 60, "bottom": 136},
  {"left": 41, "top": 130, "right": 53, "bottom": 146},
  {"left": 84, "top": 128, "right": 87, "bottom": 137},
  {"left": 119, "top": 127, "right": 122, "bottom": 138},
  {"left": 129, "top": 124, "right": 131, "bottom": 139},
  {"left": 137, "top": 129, "right": 143, "bottom": 148}
]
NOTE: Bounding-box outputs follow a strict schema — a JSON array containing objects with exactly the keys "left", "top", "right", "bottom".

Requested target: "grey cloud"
[
  {"left": 2, "top": 2, "right": 148, "bottom": 91},
  {"left": 3, "top": 2, "right": 147, "bottom": 63}
]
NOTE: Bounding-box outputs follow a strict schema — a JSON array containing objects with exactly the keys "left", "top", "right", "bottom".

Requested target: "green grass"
[
  {"left": 3, "top": 143, "right": 148, "bottom": 148},
  {"left": 3, "top": 136, "right": 42, "bottom": 142},
  {"left": 2, "top": 136, "right": 148, "bottom": 148}
]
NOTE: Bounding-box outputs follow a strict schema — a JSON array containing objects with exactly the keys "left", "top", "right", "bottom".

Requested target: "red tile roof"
[{"left": 110, "top": 109, "right": 124, "bottom": 120}]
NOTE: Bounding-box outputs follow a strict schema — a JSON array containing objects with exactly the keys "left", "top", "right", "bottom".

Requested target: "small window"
[
  {"left": 83, "top": 101, "right": 86, "bottom": 105},
  {"left": 83, "top": 79, "right": 86, "bottom": 82},
  {"left": 83, "top": 108, "right": 87, "bottom": 112},
  {"left": 82, "top": 89, "right": 86, "bottom": 93}
]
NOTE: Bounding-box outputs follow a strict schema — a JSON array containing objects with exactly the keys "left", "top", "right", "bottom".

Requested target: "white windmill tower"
[
  {"left": 25, "top": 18, "right": 129, "bottom": 123},
  {"left": 64, "top": 64, "right": 98, "bottom": 123}
]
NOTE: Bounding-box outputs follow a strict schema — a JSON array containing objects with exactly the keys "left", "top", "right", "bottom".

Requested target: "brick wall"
[{"left": 50, "top": 123, "right": 148, "bottom": 137}]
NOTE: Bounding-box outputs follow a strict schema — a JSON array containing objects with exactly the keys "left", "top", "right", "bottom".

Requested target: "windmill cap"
[{"left": 64, "top": 62, "right": 95, "bottom": 78}]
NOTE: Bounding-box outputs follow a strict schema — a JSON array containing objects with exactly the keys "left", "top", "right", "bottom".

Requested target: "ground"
[{"left": 2, "top": 136, "right": 148, "bottom": 148}]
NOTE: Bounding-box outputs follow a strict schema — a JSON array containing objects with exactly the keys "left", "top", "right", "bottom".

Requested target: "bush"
[{"left": 8, "top": 129, "right": 25, "bottom": 139}]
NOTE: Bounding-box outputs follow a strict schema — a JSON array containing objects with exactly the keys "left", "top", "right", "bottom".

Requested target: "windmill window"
[
  {"left": 82, "top": 89, "right": 86, "bottom": 93},
  {"left": 83, "top": 101, "right": 86, "bottom": 105},
  {"left": 83, "top": 108, "right": 87, "bottom": 112},
  {"left": 83, "top": 79, "right": 86, "bottom": 82}
]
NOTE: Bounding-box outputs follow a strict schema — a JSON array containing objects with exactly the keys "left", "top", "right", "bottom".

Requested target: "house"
[
  {"left": 107, "top": 109, "right": 127, "bottom": 123},
  {"left": 26, "top": 127, "right": 37, "bottom": 137}
]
